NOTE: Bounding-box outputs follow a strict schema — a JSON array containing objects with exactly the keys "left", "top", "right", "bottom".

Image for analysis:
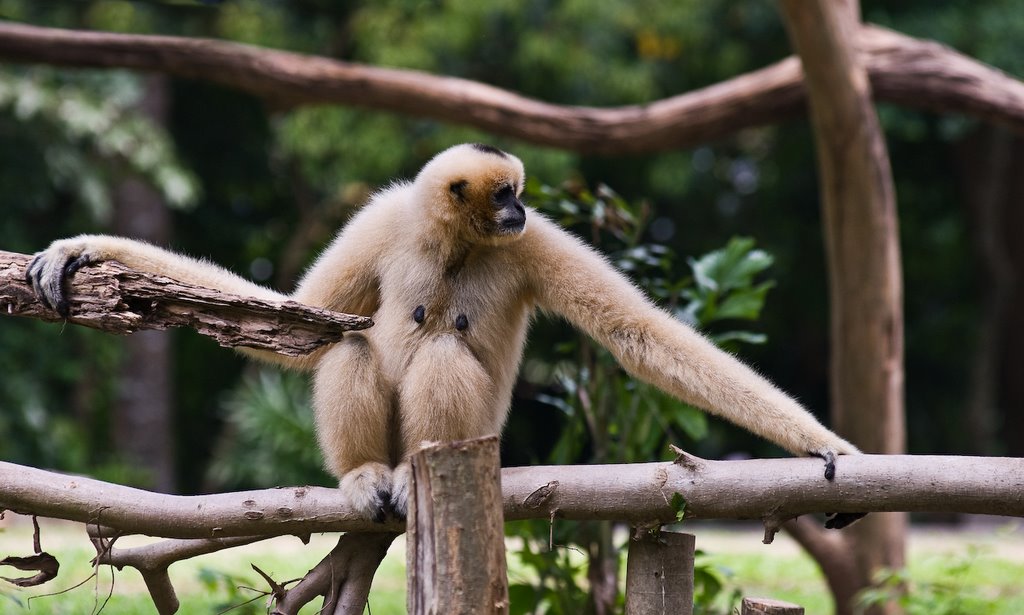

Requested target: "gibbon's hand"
[
  {"left": 25, "top": 238, "right": 99, "bottom": 318},
  {"left": 810, "top": 449, "right": 868, "bottom": 529},
  {"left": 825, "top": 512, "right": 867, "bottom": 529}
]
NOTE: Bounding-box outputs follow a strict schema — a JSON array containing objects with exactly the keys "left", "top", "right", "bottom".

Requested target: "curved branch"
[
  {"left": 2, "top": 454, "right": 1022, "bottom": 540},
  {"left": 0, "top": 21, "right": 1020, "bottom": 154},
  {"left": 0, "top": 250, "right": 371, "bottom": 356}
]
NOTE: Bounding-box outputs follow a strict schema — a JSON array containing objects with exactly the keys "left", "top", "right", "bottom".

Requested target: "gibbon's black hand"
[
  {"left": 811, "top": 450, "right": 838, "bottom": 480},
  {"left": 25, "top": 249, "right": 93, "bottom": 318},
  {"left": 810, "top": 450, "right": 868, "bottom": 529},
  {"left": 825, "top": 512, "right": 867, "bottom": 529}
]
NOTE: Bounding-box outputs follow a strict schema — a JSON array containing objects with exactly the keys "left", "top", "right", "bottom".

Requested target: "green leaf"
[
  {"left": 673, "top": 405, "right": 708, "bottom": 440},
  {"left": 709, "top": 331, "right": 768, "bottom": 346},
  {"left": 711, "top": 280, "right": 775, "bottom": 321},
  {"left": 670, "top": 492, "right": 687, "bottom": 523}
]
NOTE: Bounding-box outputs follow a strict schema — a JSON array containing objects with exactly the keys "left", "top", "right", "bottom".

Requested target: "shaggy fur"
[{"left": 27, "top": 143, "right": 859, "bottom": 521}]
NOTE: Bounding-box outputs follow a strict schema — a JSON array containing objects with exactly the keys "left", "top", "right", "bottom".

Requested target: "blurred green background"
[{"left": 0, "top": 0, "right": 1020, "bottom": 501}]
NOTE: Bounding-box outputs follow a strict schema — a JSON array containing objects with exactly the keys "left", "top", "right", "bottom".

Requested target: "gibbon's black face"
[{"left": 492, "top": 183, "right": 526, "bottom": 235}]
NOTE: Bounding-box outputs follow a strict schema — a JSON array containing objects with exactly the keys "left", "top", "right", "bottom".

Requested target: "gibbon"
[{"left": 27, "top": 143, "right": 862, "bottom": 527}]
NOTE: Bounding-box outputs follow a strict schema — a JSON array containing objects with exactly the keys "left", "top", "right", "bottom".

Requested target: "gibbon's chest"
[{"left": 371, "top": 246, "right": 527, "bottom": 346}]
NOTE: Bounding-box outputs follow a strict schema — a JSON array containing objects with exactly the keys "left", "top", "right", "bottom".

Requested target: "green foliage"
[
  {"left": 196, "top": 566, "right": 263, "bottom": 614},
  {"left": 693, "top": 550, "right": 743, "bottom": 615},
  {"left": 0, "top": 68, "right": 199, "bottom": 221},
  {"left": 207, "top": 369, "right": 334, "bottom": 490},
  {"left": 856, "top": 544, "right": 1008, "bottom": 615},
  {"left": 670, "top": 492, "right": 687, "bottom": 524}
]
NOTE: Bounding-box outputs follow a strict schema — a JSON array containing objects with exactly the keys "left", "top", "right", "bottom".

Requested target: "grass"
[{"left": 1, "top": 517, "right": 1022, "bottom": 614}]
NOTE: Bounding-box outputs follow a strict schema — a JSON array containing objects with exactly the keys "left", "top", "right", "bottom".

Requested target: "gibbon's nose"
[{"left": 500, "top": 202, "right": 526, "bottom": 232}]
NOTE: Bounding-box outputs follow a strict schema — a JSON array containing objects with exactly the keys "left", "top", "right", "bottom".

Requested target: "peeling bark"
[{"left": 0, "top": 250, "right": 371, "bottom": 356}]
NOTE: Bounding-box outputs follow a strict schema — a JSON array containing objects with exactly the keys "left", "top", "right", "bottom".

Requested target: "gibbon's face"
[{"left": 420, "top": 143, "right": 528, "bottom": 245}]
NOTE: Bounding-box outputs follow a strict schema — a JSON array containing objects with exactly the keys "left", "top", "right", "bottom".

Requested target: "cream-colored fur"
[{"left": 27, "top": 143, "right": 858, "bottom": 521}]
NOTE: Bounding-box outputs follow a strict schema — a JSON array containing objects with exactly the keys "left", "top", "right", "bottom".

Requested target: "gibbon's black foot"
[{"left": 825, "top": 512, "right": 867, "bottom": 530}]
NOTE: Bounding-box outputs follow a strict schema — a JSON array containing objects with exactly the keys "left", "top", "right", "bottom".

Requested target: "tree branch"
[
  {"left": 271, "top": 532, "right": 399, "bottom": 615},
  {"left": 0, "top": 21, "right": 1019, "bottom": 154},
  {"left": 2, "top": 455, "right": 1021, "bottom": 541},
  {"left": 0, "top": 250, "right": 371, "bottom": 356}
]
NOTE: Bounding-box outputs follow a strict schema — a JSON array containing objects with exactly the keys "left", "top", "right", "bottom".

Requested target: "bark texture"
[
  {"left": 0, "top": 250, "right": 371, "bottom": 356},
  {"left": 624, "top": 531, "right": 695, "bottom": 615},
  {"left": 407, "top": 437, "right": 509, "bottom": 615},
  {"left": 3, "top": 455, "right": 1022, "bottom": 540},
  {"left": 778, "top": 1, "right": 906, "bottom": 613},
  {"left": 0, "top": 22, "right": 1021, "bottom": 154},
  {"left": 742, "top": 598, "right": 805, "bottom": 615}
]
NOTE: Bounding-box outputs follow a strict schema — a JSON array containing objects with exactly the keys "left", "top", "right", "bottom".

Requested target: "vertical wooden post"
[
  {"left": 624, "top": 530, "right": 695, "bottom": 615},
  {"left": 741, "top": 597, "right": 805, "bottom": 615},
  {"left": 407, "top": 436, "right": 509, "bottom": 615},
  {"left": 777, "top": 1, "right": 906, "bottom": 613}
]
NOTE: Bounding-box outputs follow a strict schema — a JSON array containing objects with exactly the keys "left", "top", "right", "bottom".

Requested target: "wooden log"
[
  {"left": 407, "top": 437, "right": 508, "bottom": 615},
  {"left": 624, "top": 530, "right": 695, "bottom": 615},
  {"left": 741, "top": 597, "right": 805, "bottom": 614},
  {"left": 0, "top": 250, "right": 371, "bottom": 356}
]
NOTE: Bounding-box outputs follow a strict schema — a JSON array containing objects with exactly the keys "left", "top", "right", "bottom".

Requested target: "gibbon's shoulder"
[{"left": 518, "top": 209, "right": 613, "bottom": 265}]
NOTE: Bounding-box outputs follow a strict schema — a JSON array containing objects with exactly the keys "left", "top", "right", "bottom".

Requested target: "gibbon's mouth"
[{"left": 498, "top": 217, "right": 526, "bottom": 235}]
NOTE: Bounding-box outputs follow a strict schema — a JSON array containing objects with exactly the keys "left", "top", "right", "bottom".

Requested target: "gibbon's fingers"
[
  {"left": 812, "top": 450, "right": 838, "bottom": 481},
  {"left": 25, "top": 245, "right": 92, "bottom": 317},
  {"left": 339, "top": 462, "right": 394, "bottom": 523},
  {"left": 812, "top": 451, "right": 868, "bottom": 529},
  {"left": 825, "top": 512, "right": 868, "bottom": 530},
  {"left": 389, "top": 462, "right": 411, "bottom": 520}
]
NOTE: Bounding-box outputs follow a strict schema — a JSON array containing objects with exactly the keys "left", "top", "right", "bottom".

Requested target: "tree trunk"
[
  {"left": 112, "top": 73, "right": 176, "bottom": 493},
  {"left": 955, "top": 127, "right": 1024, "bottom": 457},
  {"left": 777, "top": 1, "right": 907, "bottom": 613}
]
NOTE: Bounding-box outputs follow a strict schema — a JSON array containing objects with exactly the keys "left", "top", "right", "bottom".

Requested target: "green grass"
[{"left": 1, "top": 519, "right": 1022, "bottom": 614}]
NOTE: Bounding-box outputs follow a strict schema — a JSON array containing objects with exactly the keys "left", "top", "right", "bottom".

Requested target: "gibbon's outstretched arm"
[
  {"left": 25, "top": 234, "right": 315, "bottom": 369},
  {"left": 524, "top": 213, "right": 860, "bottom": 474}
]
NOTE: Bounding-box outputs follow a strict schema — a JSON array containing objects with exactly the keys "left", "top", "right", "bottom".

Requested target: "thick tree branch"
[
  {"left": 0, "top": 22, "right": 1020, "bottom": 154},
  {"left": 0, "top": 250, "right": 371, "bottom": 356},
  {"left": 271, "top": 532, "right": 399, "bottom": 615},
  {"left": 2, "top": 455, "right": 1021, "bottom": 541}
]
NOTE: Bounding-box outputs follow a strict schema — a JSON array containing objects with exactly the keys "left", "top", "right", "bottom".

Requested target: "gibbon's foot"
[
  {"left": 25, "top": 242, "right": 95, "bottom": 318},
  {"left": 825, "top": 512, "right": 867, "bottom": 529},
  {"left": 389, "top": 463, "right": 411, "bottom": 519},
  {"left": 339, "top": 462, "right": 394, "bottom": 523}
]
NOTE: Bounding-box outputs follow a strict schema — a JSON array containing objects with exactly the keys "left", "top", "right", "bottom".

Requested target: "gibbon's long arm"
[
  {"left": 24, "top": 234, "right": 315, "bottom": 368},
  {"left": 524, "top": 214, "right": 860, "bottom": 467},
  {"left": 290, "top": 187, "right": 392, "bottom": 317}
]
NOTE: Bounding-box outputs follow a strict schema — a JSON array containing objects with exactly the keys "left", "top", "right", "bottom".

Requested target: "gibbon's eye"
[
  {"left": 493, "top": 185, "right": 515, "bottom": 208},
  {"left": 449, "top": 180, "right": 468, "bottom": 201}
]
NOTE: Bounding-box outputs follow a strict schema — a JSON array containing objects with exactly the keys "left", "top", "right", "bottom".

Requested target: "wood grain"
[{"left": 0, "top": 250, "right": 371, "bottom": 356}]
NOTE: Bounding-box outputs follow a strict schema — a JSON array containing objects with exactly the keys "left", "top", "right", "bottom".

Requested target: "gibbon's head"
[{"left": 414, "top": 143, "right": 527, "bottom": 245}]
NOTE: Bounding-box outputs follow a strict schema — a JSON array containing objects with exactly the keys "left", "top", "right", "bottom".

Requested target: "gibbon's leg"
[
  {"left": 390, "top": 334, "right": 497, "bottom": 516},
  {"left": 313, "top": 333, "right": 396, "bottom": 522}
]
